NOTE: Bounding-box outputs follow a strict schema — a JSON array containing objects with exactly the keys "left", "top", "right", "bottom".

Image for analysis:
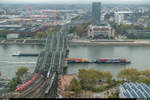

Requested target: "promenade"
[
  {"left": 0, "top": 39, "right": 45, "bottom": 45},
  {"left": 70, "top": 39, "right": 150, "bottom": 46},
  {"left": 1, "top": 39, "right": 150, "bottom": 46}
]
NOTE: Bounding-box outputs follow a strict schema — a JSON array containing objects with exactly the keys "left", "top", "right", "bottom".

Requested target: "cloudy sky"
[{"left": 0, "top": 0, "right": 150, "bottom": 4}]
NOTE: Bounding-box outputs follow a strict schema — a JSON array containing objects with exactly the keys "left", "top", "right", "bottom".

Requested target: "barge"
[
  {"left": 66, "top": 58, "right": 90, "bottom": 63},
  {"left": 95, "top": 58, "right": 131, "bottom": 64},
  {"left": 12, "top": 51, "right": 39, "bottom": 57},
  {"left": 66, "top": 58, "right": 131, "bottom": 64}
]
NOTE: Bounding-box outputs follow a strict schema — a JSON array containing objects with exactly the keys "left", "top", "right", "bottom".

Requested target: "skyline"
[{"left": 0, "top": 0, "right": 150, "bottom": 4}]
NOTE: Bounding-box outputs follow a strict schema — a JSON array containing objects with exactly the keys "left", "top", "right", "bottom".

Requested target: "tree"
[
  {"left": 78, "top": 69, "right": 104, "bottom": 90},
  {"left": 68, "top": 21, "right": 91, "bottom": 37},
  {"left": 137, "top": 70, "right": 150, "bottom": 85},
  {"left": 8, "top": 76, "right": 21, "bottom": 91},
  {"left": 102, "top": 71, "right": 113, "bottom": 83},
  {"left": 69, "top": 78, "right": 82, "bottom": 95},
  {"left": 8, "top": 80, "right": 17, "bottom": 91},
  {"left": 0, "top": 72, "right": 1, "bottom": 76},
  {"left": 140, "top": 70, "right": 150, "bottom": 78},
  {"left": 117, "top": 68, "right": 140, "bottom": 82},
  {"left": 16, "top": 67, "right": 29, "bottom": 77}
]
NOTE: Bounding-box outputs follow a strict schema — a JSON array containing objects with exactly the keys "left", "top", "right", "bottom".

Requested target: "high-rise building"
[
  {"left": 115, "top": 13, "right": 124, "bottom": 25},
  {"left": 88, "top": 2, "right": 114, "bottom": 38},
  {"left": 92, "top": 2, "right": 101, "bottom": 25}
]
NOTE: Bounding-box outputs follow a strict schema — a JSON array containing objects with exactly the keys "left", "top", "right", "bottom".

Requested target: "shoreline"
[
  {"left": 1, "top": 39, "right": 150, "bottom": 46},
  {"left": 70, "top": 40, "right": 150, "bottom": 46},
  {"left": 0, "top": 43, "right": 44, "bottom": 45}
]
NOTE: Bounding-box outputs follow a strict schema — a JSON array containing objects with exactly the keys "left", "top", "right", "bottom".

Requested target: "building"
[
  {"left": 7, "top": 33, "right": 20, "bottom": 39},
  {"left": 92, "top": 2, "right": 101, "bottom": 25},
  {"left": 115, "top": 13, "right": 124, "bottom": 25},
  {"left": 119, "top": 82, "right": 150, "bottom": 98},
  {"left": 125, "top": 29, "right": 150, "bottom": 39},
  {"left": 88, "top": 2, "right": 115, "bottom": 39},
  {"left": 114, "top": 11, "right": 133, "bottom": 25},
  {"left": 58, "top": 74, "right": 77, "bottom": 96},
  {"left": 88, "top": 24, "right": 114, "bottom": 38}
]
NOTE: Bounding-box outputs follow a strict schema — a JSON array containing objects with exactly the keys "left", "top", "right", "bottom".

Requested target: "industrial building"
[
  {"left": 125, "top": 29, "right": 150, "bottom": 39},
  {"left": 119, "top": 82, "right": 150, "bottom": 98}
]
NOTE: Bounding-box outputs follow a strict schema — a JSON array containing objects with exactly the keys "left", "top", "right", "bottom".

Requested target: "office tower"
[{"left": 92, "top": 2, "right": 101, "bottom": 25}]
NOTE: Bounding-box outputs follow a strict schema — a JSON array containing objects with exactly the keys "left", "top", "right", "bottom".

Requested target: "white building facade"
[{"left": 88, "top": 24, "right": 114, "bottom": 38}]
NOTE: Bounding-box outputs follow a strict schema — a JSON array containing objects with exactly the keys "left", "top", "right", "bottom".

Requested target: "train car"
[
  {"left": 17, "top": 73, "right": 39, "bottom": 91},
  {"left": 45, "top": 72, "right": 56, "bottom": 95}
]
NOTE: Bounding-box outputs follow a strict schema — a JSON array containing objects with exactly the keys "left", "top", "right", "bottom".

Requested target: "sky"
[{"left": 0, "top": 0, "right": 150, "bottom": 4}]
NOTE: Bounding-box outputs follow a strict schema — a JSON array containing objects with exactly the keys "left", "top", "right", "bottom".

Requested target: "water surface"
[{"left": 67, "top": 45, "right": 150, "bottom": 78}]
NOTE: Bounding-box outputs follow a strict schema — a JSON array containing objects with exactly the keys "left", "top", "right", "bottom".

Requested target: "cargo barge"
[
  {"left": 12, "top": 51, "right": 39, "bottom": 57},
  {"left": 66, "top": 58, "right": 131, "bottom": 64},
  {"left": 66, "top": 58, "right": 90, "bottom": 63},
  {"left": 95, "top": 58, "right": 131, "bottom": 64}
]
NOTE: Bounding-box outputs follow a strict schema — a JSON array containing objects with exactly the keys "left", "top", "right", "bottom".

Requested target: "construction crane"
[{"left": 53, "top": 9, "right": 57, "bottom": 26}]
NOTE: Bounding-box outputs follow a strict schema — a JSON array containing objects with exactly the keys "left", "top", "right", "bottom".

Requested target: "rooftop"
[
  {"left": 119, "top": 82, "right": 150, "bottom": 98},
  {"left": 59, "top": 74, "right": 77, "bottom": 95}
]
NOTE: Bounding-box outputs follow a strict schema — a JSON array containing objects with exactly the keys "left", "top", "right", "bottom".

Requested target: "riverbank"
[
  {"left": 2, "top": 39, "right": 150, "bottom": 46},
  {"left": 0, "top": 39, "right": 45, "bottom": 45},
  {"left": 70, "top": 39, "right": 150, "bottom": 46}
]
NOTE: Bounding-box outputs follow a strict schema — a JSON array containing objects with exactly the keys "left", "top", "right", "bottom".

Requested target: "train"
[
  {"left": 45, "top": 72, "right": 57, "bottom": 95},
  {"left": 17, "top": 73, "right": 39, "bottom": 91}
]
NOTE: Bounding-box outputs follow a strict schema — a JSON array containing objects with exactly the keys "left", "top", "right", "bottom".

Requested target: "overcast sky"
[{"left": 0, "top": 0, "right": 150, "bottom": 4}]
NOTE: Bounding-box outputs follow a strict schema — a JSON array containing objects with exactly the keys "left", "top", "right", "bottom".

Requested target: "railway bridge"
[{"left": 11, "top": 31, "right": 69, "bottom": 98}]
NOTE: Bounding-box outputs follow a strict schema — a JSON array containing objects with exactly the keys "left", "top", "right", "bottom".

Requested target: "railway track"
[
  {"left": 12, "top": 32, "right": 68, "bottom": 98},
  {"left": 16, "top": 75, "right": 45, "bottom": 98},
  {"left": 31, "top": 78, "right": 51, "bottom": 98}
]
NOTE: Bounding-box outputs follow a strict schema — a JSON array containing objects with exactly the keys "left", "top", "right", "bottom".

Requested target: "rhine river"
[
  {"left": 1, "top": 44, "right": 150, "bottom": 79},
  {"left": 0, "top": 44, "right": 43, "bottom": 79}
]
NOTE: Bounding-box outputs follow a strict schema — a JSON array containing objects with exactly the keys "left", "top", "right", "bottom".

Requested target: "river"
[
  {"left": 1, "top": 44, "right": 150, "bottom": 79},
  {"left": 0, "top": 44, "right": 44, "bottom": 79},
  {"left": 67, "top": 45, "right": 150, "bottom": 78}
]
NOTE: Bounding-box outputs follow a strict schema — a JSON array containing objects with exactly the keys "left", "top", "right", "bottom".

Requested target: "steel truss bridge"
[{"left": 14, "top": 31, "right": 69, "bottom": 98}]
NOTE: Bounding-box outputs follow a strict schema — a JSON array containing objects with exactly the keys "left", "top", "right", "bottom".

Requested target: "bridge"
[{"left": 11, "top": 31, "right": 69, "bottom": 98}]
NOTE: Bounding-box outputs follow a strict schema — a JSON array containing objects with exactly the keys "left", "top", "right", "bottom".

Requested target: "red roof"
[{"left": 58, "top": 74, "right": 77, "bottom": 95}]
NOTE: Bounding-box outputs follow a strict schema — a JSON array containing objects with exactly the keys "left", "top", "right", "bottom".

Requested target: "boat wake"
[{"left": 0, "top": 61, "right": 36, "bottom": 64}]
